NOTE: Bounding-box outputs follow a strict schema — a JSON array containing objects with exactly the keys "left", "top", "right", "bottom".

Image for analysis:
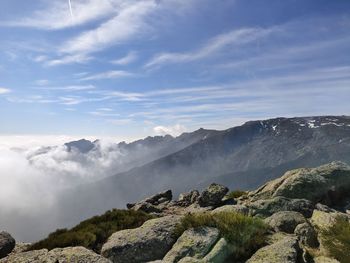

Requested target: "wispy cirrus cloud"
[
  {"left": 45, "top": 54, "right": 93, "bottom": 66},
  {"left": 36, "top": 85, "right": 96, "bottom": 91},
  {"left": 81, "top": 70, "right": 134, "bottom": 81},
  {"left": 145, "top": 27, "right": 277, "bottom": 68},
  {"left": 3, "top": 0, "right": 119, "bottom": 30},
  {"left": 111, "top": 51, "right": 138, "bottom": 65},
  {"left": 61, "top": 1, "right": 156, "bottom": 55}
]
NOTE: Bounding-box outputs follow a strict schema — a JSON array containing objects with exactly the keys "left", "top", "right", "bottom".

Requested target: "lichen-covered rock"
[
  {"left": 264, "top": 211, "right": 306, "bottom": 233},
  {"left": 248, "top": 162, "right": 350, "bottom": 206},
  {"left": 248, "top": 196, "right": 314, "bottom": 218},
  {"left": 127, "top": 190, "right": 172, "bottom": 213},
  {"left": 163, "top": 227, "right": 220, "bottom": 262},
  {"left": 294, "top": 222, "right": 319, "bottom": 248},
  {"left": 131, "top": 202, "right": 162, "bottom": 213},
  {"left": 310, "top": 210, "right": 349, "bottom": 230},
  {"left": 0, "top": 231, "right": 15, "bottom": 259},
  {"left": 101, "top": 215, "right": 181, "bottom": 263},
  {"left": 198, "top": 183, "right": 229, "bottom": 207},
  {"left": 246, "top": 235, "right": 300, "bottom": 263},
  {"left": 203, "top": 237, "right": 231, "bottom": 262},
  {"left": 211, "top": 204, "right": 249, "bottom": 215},
  {"left": 178, "top": 190, "right": 200, "bottom": 206},
  {"left": 0, "top": 247, "right": 110, "bottom": 263}
]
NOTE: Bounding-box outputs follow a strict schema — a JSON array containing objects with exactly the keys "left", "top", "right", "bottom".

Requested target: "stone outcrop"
[
  {"left": 127, "top": 190, "right": 172, "bottom": 213},
  {"left": 177, "top": 190, "right": 200, "bottom": 207},
  {"left": 248, "top": 162, "right": 350, "bottom": 206},
  {"left": 101, "top": 215, "right": 181, "bottom": 262},
  {"left": 0, "top": 231, "right": 15, "bottom": 259}
]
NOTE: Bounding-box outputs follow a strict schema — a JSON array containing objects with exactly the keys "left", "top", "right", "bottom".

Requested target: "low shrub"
[
  {"left": 175, "top": 211, "right": 267, "bottom": 260},
  {"left": 226, "top": 190, "right": 248, "bottom": 199},
  {"left": 29, "top": 209, "right": 154, "bottom": 252},
  {"left": 321, "top": 216, "right": 350, "bottom": 262}
]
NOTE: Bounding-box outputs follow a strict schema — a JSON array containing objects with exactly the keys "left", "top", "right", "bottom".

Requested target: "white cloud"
[
  {"left": 62, "top": 1, "right": 156, "bottom": 54},
  {"left": 35, "top": 79, "right": 50, "bottom": 86},
  {"left": 111, "top": 51, "right": 138, "bottom": 65},
  {"left": 46, "top": 54, "right": 92, "bottom": 66},
  {"left": 81, "top": 70, "right": 134, "bottom": 81},
  {"left": 0, "top": 87, "right": 11, "bottom": 94},
  {"left": 153, "top": 124, "right": 187, "bottom": 136},
  {"left": 145, "top": 27, "right": 276, "bottom": 68},
  {"left": 33, "top": 55, "right": 48, "bottom": 62},
  {"left": 5, "top": 0, "right": 119, "bottom": 30}
]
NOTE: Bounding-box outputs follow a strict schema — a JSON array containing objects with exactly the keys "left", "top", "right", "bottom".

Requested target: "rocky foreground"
[{"left": 1, "top": 161, "right": 350, "bottom": 262}]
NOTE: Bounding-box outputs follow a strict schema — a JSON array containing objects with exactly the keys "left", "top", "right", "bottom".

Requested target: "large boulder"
[
  {"left": 198, "top": 183, "right": 229, "bottom": 207},
  {"left": 248, "top": 162, "right": 350, "bottom": 206},
  {"left": 101, "top": 215, "right": 181, "bottom": 263},
  {"left": 163, "top": 227, "right": 220, "bottom": 262},
  {"left": 294, "top": 222, "right": 319, "bottom": 248},
  {"left": 246, "top": 235, "right": 300, "bottom": 263},
  {"left": 0, "top": 246, "right": 110, "bottom": 263},
  {"left": 0, "top": 232, "right": 15, "bottom": 259},
  {"left": 264, "top": 211, "right": 306, "bottom": 233},
  {"left": 247, "top": 196, "right": 314, "bottom": 217}
]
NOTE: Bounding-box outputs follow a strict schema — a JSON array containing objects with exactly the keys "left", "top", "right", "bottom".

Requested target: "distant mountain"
[
  {"left": 65, "top": 139, "right": 96, "bottom": 153},
  {"left": 26, "top": 128, "right": 218, "bottom": 178},
  {"left": 56, "top": 116, "right": 350, "bottom": 227}
]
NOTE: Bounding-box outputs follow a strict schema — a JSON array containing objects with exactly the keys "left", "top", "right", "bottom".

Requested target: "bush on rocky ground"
[
  {"left": 29, "top": 209, "right": 154, "bottom": 253},
  {"left": 175, "top": 211, "right": 267, "bottom": 260},
  {"left": 321, "top": 216, "right": 350, "bottom": 262},
  {"left": 226, "top": 190, "right": 248, "bottom": 199}
]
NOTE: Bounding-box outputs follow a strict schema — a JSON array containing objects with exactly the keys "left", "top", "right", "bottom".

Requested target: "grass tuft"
[
  {"left": 175, "top": 211, "right": 267, "bottom": 260},
  {"left": 321, "top": 216, "right": 350, "bottom": 262},
  {"left": 29, "top": 209, "right": 154, "bottom": 253}
]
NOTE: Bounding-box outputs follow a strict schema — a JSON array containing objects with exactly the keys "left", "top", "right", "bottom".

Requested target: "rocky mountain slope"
[{"left": 2, "top": 161, "right": 350, "bottom": 262}]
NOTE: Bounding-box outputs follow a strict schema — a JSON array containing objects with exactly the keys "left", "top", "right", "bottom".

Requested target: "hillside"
[{"left": 2, "top": 162, "right": 350, "bottom": 262}]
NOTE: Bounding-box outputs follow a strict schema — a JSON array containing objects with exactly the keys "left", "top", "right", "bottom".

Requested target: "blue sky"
[{"left": 0, "top": 0, "right": 350, "bottom": 142}]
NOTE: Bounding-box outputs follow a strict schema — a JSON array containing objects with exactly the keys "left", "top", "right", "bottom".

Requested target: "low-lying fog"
[{"left": 0, "top": 139, "right": 161, "bottom": 242}]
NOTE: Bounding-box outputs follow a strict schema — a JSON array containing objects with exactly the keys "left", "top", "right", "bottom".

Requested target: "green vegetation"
[
  {"left": 29, "top": 209, "right": 154, "bottom": 253},
  {"left": 226, "top": 190, "right": 248, "bottom": 199},
  {"left": 321, "top": 216, "right": 350, "bottom": 262},
  {"left": 175, "top": 211, "right": 267, "bottom": 260}
]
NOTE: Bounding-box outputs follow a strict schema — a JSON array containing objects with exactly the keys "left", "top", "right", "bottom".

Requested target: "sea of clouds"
[{"left": 0, "top": 140, "right": 138, "bottom": 241}]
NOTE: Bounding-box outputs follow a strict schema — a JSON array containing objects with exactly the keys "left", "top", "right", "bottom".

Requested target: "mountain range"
[{"left": 54, "top": 115, "right": 350, "bottom": 229}]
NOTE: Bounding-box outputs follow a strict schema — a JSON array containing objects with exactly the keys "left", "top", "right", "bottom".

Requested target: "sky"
[{"left": 0, "top": 0, "right": 350, "bottom": 144}]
